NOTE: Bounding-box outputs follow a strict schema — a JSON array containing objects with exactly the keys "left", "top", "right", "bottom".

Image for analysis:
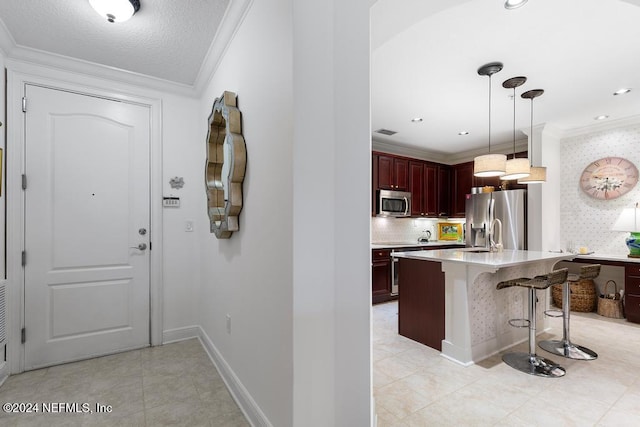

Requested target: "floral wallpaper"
[{"left": 560, "top": 122, "right": 640, "bottom": 255}]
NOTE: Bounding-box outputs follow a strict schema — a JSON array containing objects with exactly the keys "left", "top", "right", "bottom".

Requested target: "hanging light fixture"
[
  {"left": 89, "top": 0, "right": 140, "bottom": 23},
  {"left": 474, "top": 62, "right": 506, "bottom": 177},
  {"left": 518, "top": 89, "right": 547, "bottom": 184},
  {"left": 501, "top": 76, "right": 530, "bottom": 180}
]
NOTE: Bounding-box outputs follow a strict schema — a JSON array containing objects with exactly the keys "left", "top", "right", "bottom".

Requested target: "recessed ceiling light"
[
  {"left": 504, "top": 0, "right": 528, "bottom": 10},
  {"left": 458, "top": 131, "right": 469, "bottom": 135},
  {"left": 595, "top": 115, "right": 609, "bottom": 121},
  {"left": 411, "top": 118, "right": 423, "bottom": 123},
  {"left": 614, "top": 88, "right": 631, "bottom": 96}
]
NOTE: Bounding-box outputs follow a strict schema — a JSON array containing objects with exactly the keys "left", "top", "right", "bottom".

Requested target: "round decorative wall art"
[
  {"left": 205, "top": 91, "right": 247, "bottom": 239},
  {"left": 580, "top": 156, "right": 638, "bottom": 200}
]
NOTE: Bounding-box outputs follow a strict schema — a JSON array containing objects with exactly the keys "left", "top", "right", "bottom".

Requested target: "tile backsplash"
[{"left": 371, "top": 217, "right": 465, "bottom": 243}]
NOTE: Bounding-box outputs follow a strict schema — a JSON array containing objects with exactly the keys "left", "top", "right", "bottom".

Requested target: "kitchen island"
[{"left": 393, "top": 248, "right": 575, "bottom": 365}]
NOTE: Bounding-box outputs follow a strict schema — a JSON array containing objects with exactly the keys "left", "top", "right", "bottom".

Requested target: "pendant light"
[
  {"left": 501, "top": 76, "right": 530, "bottom": 180},
  {"left": 518, "top": 89, "right": 547, "bottom": 184},
  {"left": 474, "top": 62, "right": 506, "bottom": 177},
  {"left": 89, "top": 0, "right": 140, "bottom": 23}
]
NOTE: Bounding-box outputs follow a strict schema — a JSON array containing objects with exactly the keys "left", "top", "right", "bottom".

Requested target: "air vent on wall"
[{"left": 375, "top": 128, "right": 397, "bottom": 136}]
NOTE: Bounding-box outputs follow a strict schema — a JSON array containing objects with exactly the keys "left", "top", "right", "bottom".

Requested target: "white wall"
[{"left": 196, "top": 0, "right": 294, "bottom": 425}]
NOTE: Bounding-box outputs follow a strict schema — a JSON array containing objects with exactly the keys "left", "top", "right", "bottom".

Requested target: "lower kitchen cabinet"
[
  {"left": 397, "top": 258, "right": 444, "bottom": 350},
  {"left": 372, "top": 249, "right": 393, "bottom": 304},
  {"left": 625, "top": 265, "right": 640, "bottom": 323}
]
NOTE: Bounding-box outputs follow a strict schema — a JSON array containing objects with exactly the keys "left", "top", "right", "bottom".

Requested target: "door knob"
[{"left": 130, "top": 243, "right": 147, "bottom": 251}]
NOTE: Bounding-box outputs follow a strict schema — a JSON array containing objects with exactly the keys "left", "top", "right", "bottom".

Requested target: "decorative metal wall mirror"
[{"left": 205, "top": 91, "right": 246, "bottom": 238}]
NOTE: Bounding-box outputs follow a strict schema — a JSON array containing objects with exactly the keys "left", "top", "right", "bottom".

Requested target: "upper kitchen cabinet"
[
  {"left": 450, "top": 161, "right": 474, "bottom": 217},
  {"left": 437, "top": 166, "right": 451, "bottom": 217},
  {"left": 409, "top": 160, "right": 438, "bottom": 217},
  {"left": 374, "top": 152, "right": 408, "bottom": 191}
]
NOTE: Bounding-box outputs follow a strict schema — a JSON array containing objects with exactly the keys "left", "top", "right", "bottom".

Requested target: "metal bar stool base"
[
  {"left": 502, "top": 352, "right": 566, "bottom": 378},
  {"left": 539, "top": 339, "right": 598, "bottom": 360}
]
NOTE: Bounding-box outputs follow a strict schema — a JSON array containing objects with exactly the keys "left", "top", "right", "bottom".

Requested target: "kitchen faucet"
[{"left": 489, "top": 218, "right": 503, "bottom": 252}]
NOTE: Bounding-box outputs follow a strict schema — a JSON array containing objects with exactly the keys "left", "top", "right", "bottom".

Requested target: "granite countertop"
[
  {"left": 392, "top": 248, "right": 575, "bottom": 268},
  {"left": 371, "top": 241, "right": 465, "bottom": 250}
]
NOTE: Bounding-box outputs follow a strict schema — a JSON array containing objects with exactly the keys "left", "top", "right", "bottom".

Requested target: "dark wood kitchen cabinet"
[
  {"left": 372, "top": 249, "right": 393, "bottom": 304},
  {"left": 409, "top": 161, "right": 437, "bottom": 217},
  {"left": 374, "top": 153, "right": 408, "bottom": 191},
  {"left": 437, "top": 166, "right": 451, "bottom": 217},
  {"left": 398, "top": 258, "right": 445, "bottom": 350},
  {"left": 450, "top": 161, "right": 474, "bottom": 217},
  {"left": 625, "top": 264, "right": 640, "bottom": 323}
]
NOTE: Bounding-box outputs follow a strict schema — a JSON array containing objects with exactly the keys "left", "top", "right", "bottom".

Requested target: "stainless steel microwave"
[{"left": 377, "top": 190, "right": 411, "bottom": 217}]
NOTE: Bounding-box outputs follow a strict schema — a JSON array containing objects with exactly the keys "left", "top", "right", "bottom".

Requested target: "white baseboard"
[
  {"left": 197, "top": 326, "right": 271, "bottom": 427},
  {"left": 162, "top": 325, "right": 200, "bottom": 344}
]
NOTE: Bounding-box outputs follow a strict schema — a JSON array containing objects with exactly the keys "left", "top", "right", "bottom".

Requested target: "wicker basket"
[
  {"left": 551, "top": 278, "right": 597, "bottom": 312},
  {"left": 597, "top": 280, "right": 625, "bottom": 319}
]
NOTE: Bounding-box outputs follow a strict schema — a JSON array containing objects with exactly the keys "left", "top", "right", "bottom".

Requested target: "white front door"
[{"left": 23, "top": 85, "right": 151, "bottom": 370}]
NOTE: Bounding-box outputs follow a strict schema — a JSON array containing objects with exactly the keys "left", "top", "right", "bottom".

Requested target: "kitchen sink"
[{"left": 461, "top": 248, "right": 490, "bottom": 253}]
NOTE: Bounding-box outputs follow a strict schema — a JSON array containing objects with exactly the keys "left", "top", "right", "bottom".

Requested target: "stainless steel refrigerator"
[{"left": 465, "top": 189, "right": 527, "bottom": 250}]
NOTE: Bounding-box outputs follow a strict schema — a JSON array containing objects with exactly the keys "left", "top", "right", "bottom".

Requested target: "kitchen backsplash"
[
  {"left": 560, "top": 121, "right": 640, "bottom": 255},
  {"left": 371, "top": 217, "right": 465, "bottom": 243}
]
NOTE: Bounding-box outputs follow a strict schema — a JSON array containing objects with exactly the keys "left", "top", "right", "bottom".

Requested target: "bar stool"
[
  {"left": 539, "top": 264, "right": 600, "bottom": 360},
  {"left": 496, "top": 268, "right": 568, "bottom": 378}
]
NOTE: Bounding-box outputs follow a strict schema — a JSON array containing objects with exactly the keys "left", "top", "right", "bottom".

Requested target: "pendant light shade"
[
  {"left": 474, "top": 62, "right": 506, "bottom": 177},
  {"left": 503, "top": 158, "right": 531, "bottom": 180},
  {"left": 518, "top": 89, "right": 547, "bottom": 184},
  {"left": 501, "top": 76, "right": 530, "bottom": 180},
  {"left": 474, "top": 154, "right": 508, "bottom": 177},
  {"left": 89, "top": 0, "right": 140, "bottom": 23}
]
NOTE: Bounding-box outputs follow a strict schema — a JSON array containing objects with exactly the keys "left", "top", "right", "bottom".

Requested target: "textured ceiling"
[
  {"left": 371, "top": 0, "right": 640, "bottom": 156},
  {"left": 0, "top": 0, "right": 230, "bottom": 85}
]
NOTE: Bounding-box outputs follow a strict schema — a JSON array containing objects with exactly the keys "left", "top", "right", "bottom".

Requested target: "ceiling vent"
[{"left": 375, "top": 128, "right": 397, "bottom": 136}]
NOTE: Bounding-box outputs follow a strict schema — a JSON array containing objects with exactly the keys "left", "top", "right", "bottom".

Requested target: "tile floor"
[
  {"left": 0, "top": 338, "right": 249, "bottom": 427},
  {"left": 373, "top": 300, "right": 640, "bottom": 426}
]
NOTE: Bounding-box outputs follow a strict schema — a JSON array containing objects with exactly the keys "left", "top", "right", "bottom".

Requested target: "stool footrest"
[
  {"left": 508, "top": 318, "right": 530, "bottom": 328},
  {"left": 544, "top": 309, "right": 564, "bottom": 318}
]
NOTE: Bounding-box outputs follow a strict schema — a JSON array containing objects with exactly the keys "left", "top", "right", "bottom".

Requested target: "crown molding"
[
  {"left": 373, "top": 136, "right": 529, "bottom": 165},
  {"left": 0, "top": 0, "right": 255, "bottom": 98},
  {"left": 554, "top": 114, "right": 640, "bottom": 139},
  {"left": 0, "top": 16, "right": 14, "bottom": 56},
  {"left": 193, "top": 0, "right": 254, "bottom": 94}
]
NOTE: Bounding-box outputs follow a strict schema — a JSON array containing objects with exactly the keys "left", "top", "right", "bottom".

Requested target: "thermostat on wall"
[{"left": 163, "top": 197, "right": 180, "bottom": 208}]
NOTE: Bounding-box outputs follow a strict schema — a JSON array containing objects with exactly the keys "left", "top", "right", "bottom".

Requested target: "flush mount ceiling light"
[
  {"left": 501, "top": 76, "right": 530, "bottom": 180},
  {"left": 89, "top": 0, "right": 140, "bottom": 23},
  {"left": 504, "top": 0, "right": 528, "bottom": 10},
  {"left": 518, "top": 89, "right": 547, "bottom": 184},
  {"left": 458, "top": 131, "right": 469, "bottom": 135},
  {"left": 595, "top": 115, "right": 609, "bottom": 121},
  {"left": 411, "top": 117, "right": 423, "bottom": 123},
  {"left": 614, "top": 88, "right": 632, "bottom": 96},
  {"left": 474, "top": 62, "right": 506, "bottom": 178}
]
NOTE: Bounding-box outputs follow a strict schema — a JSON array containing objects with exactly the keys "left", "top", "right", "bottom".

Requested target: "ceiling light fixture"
[
  {"left": 501, "top": 76, "right": 530, "bottom": 180},
  {"left": 614, "top": 88, "right": 631, "bottom": 96},
  {"left": 504, "top": 0, "right": 528, "bottom": 10},
  {"left": 595, "top": 115, "right": 609, "bottom": 121},
  {"left": 518, "top": 89, "right": 547, "bottom": 184},
  {"left": 458, "top": 131, "right": 469, "bottom": 135},
  {"left": 474, "top": 62, "right": 506, "bottom": 178},
  {"left": 411, "top": 118, "right": 423, "bottom": 123},
  {"left": 89, "top": 0, "right": 140, "bottom": 23}
]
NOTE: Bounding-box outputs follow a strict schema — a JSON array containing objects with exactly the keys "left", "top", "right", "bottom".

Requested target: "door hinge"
[
  {"left": 21, "top": 328, "right": 26, "bottom": 344},
  {"left": 149, "top": 242, "right": 152, "bottom": 250},
  {"left": 21, "top": 250, "right": 26, "bottom": 266},
  {"left": 22, "top": 174, "right": 27, "bottom": 190},
  {"left": 22, "top": 96, "right": 27, "bottom": 113}
]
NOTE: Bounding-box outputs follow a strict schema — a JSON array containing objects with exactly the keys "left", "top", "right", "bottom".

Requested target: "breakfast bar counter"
[{"left": 393, "top": 248, "right": 575, "bottom": 365}]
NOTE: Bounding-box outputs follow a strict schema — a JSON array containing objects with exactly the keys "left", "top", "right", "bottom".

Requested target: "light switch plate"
[{"left": 163, "top": 197, "right": 180, "bottom": 208}]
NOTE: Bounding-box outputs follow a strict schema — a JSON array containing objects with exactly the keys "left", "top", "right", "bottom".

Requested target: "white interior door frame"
[{"left": 5, "top": 66, "right": 164, "bottom": 374}]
